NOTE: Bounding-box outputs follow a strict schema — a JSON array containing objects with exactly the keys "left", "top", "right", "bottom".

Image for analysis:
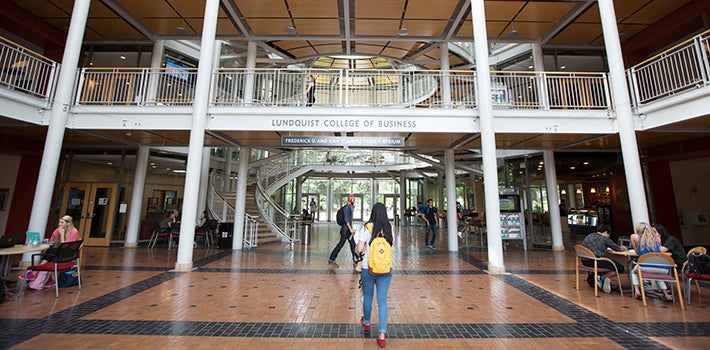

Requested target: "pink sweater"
[{"left": 50, "top": 227, "right": 79, "bottom": 245}]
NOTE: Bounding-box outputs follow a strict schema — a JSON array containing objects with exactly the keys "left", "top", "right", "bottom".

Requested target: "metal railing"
[
  {"left": 71, "top": 66, "right": 612, "bottom": 110},
  {"left": 629, "top": 30, "right": 710, "bottom": 107},
  {"left": 75, "top": 68, "right": 198, "bottom": 106},
  {"left": 4, "top": 32, "right": 710, "bottom": 112},
  {"left": 255, "top": 176, "right": 293, "bottom": 243},
  {"left": 243, "top": 213, "right": 259, "bottom": 248},
  {"left": 0, "top": 37, "right": 58, "bottom": 103}
]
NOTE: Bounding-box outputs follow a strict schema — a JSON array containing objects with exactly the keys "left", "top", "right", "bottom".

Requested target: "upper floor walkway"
[{"left": 1, "top": 31, "right": 709, "bottom": 136}]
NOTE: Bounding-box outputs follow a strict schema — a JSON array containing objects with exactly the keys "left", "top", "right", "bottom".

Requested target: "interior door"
[
  {"left": 59, "top": 183, "right": 117, "bottom": 246},
  {"left": 383, "top": 195, "right": 398, "bottom": 222}
]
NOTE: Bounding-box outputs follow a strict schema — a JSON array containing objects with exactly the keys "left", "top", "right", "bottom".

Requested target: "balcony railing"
[
  {"left": 0, "top": 37, "right": 58, "bottom": 103},
  {"left": 629, "top": 30, "right": 710, "bottom": 107},
  {"left": 2, "top": 31, "right": 709, "bottom": 112}
]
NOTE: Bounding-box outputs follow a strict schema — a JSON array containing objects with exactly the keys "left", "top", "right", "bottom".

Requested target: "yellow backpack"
[{"left": 367, "top": 223, "right": 392, "bottom": 276}]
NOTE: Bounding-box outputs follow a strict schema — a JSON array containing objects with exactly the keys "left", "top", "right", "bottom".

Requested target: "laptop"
[{"left": 0, "top": 233, "right": 21, "bottom": 248}]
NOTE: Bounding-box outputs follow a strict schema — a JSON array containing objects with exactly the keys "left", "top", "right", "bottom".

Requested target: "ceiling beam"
[
  {"left": 99, "top": 0, "right": 155, "bottom": 41},
  {"left": 541, "top": 0, "right": 596, "bottom": 44},
  {"left": 444, "top": 0, "right": 471, "bottom": 42},
  {"left": 220, "top": 0, "right": 252, "bottom": 39}
]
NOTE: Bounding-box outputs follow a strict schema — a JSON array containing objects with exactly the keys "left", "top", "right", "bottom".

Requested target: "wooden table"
[{"left": 0, "top": 244, "right": 50, "bottom": 278}]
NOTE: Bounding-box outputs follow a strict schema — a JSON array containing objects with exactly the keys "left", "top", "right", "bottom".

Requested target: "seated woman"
[
  {"left": 159, "top": 210, "right": 179, "bottom": 233},
  {"left": 21, "top": 215, "right": 79, "bottom": 290},
  {"left": 631, "top": 222, "right": 673, "bottom": 301},
  {"left": 301, "top": 208, "right": 313, "bottom": 221},
  {"left": 653, "top": 223, "right": 687, "bottom": 267},
  {"left": 196, "top": 210, "right": 209, "bottom": 232}
]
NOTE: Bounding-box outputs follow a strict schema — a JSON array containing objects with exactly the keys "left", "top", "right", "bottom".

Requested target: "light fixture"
[
  {"left": 175, "top": 26, "right": 188, "bottom": 35},
  {"left": 576, "top": 188, "right": 583, "bottom": 194},
  {"left": 119, "top": 55, "right": 126, "bottom": 60},
  {"left": 285, "top": 26, "right": 297, "bottom": 35},
  {"left": 506, "top": 22, "right": 519, "bottom": 38},
  {"left": 397, "top": 28, "right": 409, "bottom": 36},
  {"left": 560, "top": 65, "right": 567, "bottom": 70},
  {"left": 605, "top": 186, "right": 610, "bottom": 193},
  {"left": 590, "top": 187, "right": 597, "bottom": 194},
  {"left": 560, "top": 189, "right": 567, "bottom": 195}
]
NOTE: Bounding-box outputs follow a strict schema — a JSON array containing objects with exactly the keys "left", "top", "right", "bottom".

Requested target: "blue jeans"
[
  {"left": 425, "top": 224, "right": 437, "bottom": 245},
  {"left": 361, "top": 269, "right": 392, "bottom": 334}
]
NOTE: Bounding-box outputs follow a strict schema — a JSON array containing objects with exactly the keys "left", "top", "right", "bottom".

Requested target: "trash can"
[{"left": 217, "top": 222, "right": 234, "bottom": 249}]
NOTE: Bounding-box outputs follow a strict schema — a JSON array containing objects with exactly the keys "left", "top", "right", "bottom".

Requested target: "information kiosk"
[{"left": 499, "top": 188, "right": 527, "bottom": 252}]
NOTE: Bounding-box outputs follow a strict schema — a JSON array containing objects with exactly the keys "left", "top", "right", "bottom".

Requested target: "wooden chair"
[
  {"left": 574, "top": 244, "right": 623, "bottom": 297},
  {"left": 19, "top": 240, "right": 83, "bottom": 298},
  {"left": 683, "top": 246, "right": 708, "bottom": 305},
  {"left": 636, "top": 252, "right": 684, "bottom": 310}
]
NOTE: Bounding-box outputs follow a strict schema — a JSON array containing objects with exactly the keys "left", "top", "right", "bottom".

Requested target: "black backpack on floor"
[{"left": 688, "top": 251, "right": 710, "bottom": 275}]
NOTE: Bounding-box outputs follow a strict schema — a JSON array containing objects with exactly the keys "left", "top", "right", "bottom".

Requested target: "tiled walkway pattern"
[{"left": 1, "top": 223, "right": 709, "bottom": 349}]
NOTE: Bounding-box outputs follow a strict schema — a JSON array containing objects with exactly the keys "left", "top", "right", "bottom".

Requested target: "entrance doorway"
[
  {"left": 302, "top": 193, "right": 320, "bottom": 221},
  {"left": 59, "top": 183, "right": 118, "bottom": 246},
  {"left": 338, "top": 193, "right": 364, "bottom": 221},
  {"left": 383, "top": 194, "right": 399, "bottom": 222}
]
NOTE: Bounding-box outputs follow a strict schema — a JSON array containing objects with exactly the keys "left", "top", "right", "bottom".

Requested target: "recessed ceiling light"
[
  {"left": 560, "top": 65, "right": 567, "bottom": 70},
  {"left": 119, "top": 55, "right": 126, "bottom": 60},
  {"left": 397, "top": 28, "right": 409, "bottom": 36},
  {"left": 583, "top": 161, "right": 590, "bottom": 165},
  {"left": 125, "top": 132, "right": 132, "bottom": 137},
  {"left": 570, "top": 166, "right": 576, "bottom": 170},
  {"left": 107, "top": 162, "right": 113, "bottom": 165}
]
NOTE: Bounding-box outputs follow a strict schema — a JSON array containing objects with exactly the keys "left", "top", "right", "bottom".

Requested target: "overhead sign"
[{"left": 281, "top": 136, "right": 404, "bottom": 147}]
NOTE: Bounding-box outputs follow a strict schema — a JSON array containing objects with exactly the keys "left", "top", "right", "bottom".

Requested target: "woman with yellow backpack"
[{"left": 354, "top": 202, "right": 393, "bottom": 348}]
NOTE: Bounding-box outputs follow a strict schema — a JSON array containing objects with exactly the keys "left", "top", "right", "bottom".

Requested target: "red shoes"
[
  {"left": 377, "top": 336, "right": 386, "bottom": 348},
  {"left": 360, "top": 316, "right": 370, "bottom": 331}
]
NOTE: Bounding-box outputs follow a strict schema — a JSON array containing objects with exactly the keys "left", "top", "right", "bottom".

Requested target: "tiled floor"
[{"left": 1, "top": 223, "right": 708, "bottom": 349}]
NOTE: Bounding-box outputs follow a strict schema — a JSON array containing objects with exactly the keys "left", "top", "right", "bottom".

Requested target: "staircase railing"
[
  {"left": 243, "top": 213, "right": 259, "bottom": 248},
  {"left": 255, "top": 176, "right": 293, "bottom": 243}
]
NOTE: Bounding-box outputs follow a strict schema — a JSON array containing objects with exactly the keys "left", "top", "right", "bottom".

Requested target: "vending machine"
[{"left": 499, "top": 188, "right": 527, "bottom": 252}]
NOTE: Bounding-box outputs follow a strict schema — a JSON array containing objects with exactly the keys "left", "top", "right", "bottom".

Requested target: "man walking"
[
  {"left": 328, "top": 195, "right": 357, "bottom": 267},
  {"left": 422, "top": 199, "right": 438, "bottom": 249}
]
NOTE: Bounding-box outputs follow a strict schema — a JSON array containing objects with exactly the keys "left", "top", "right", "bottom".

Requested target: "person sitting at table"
[
  {"left": 581, "top": 224, "right": 628, "bottom": 294},
  {"left": 631, "top": 222, "right": 673, "bottom": 301},
  {"left": 652, "top": 223, "right": 687, "bottom": 267},
  {"left": 21, "top": 215, "right": 79, "bottom": 290},
  {"left": 159, "top": 210, "right": 179, "bottom": 233}
]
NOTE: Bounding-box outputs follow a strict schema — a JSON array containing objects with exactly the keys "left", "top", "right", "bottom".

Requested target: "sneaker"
[
  {"left": 45, "top": 280, "right": 56, "bottom": 288},
  {"left": 18, "top": 272, "right": 36, "bottom": 280},
  {"left": 597, "top": 276, "right": 604, "bottom": 290},
  {"left": 602, "top": 277, "right": 612, "bottom": 294},
  {"left": 430, "top": 244, "right": 436, "bottom": 249},
  {"left": 328, "top": 260, "right": 339, "bottom": 268},
  {"left": 425, "top": 244, "right": 431, "bottom": 249},
  {"left": 457, "top": 231, "right": 463, "bottom": 239}
]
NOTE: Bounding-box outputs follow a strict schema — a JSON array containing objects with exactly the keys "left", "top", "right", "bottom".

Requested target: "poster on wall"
[{"left": 691, "top": 211, "right": 708, "bottom": 225}]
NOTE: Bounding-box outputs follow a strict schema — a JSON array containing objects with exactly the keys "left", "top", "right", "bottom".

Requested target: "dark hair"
[
  {"left": 202, "top": 210, "right": 209, "bottom": 219},
  {"left": 652, "top": 223, "right": 670, "bottom": 243},
  {"left": 367, "top": 202, "right": 393, "bottom": 245},
  {"left": 596, "top": 224, "right": 612, "bottom": 234}
]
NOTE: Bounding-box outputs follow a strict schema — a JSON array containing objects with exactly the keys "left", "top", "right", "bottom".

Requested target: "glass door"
[
  {"left": 338, "top": 193, "right": 364, "bottom": 221},
  {"left": 59, "top": 183, "right": 117, "bottom": 246},
  {"left": 383, "top": 195, "right": 399, "bottom": 222}
]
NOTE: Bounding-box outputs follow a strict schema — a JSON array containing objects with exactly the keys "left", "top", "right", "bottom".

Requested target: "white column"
[
  {"left": 232, "top": 147, "right": 250, "bottom": 250},
  {"left": 440, "top": 43, "right": 452, "bottom": 107},
  {"left": 327, "top": 178, "right": 333, "bottom": 222},
  {"left": 445, "top": 150, "right": 458, "bottom": 251},
  {"left": 175, "top": 0, "right": 220, "bottom": 271},
  {"left": 531, "top": 43, "right": 549, "bottom": 108},
  {"left": 27, "top": 0, "right": 90, "bottom": 241},
  {"left": 543, "top": 149, "right": 563, "bottom": 250},
  {"left": 125, "top": 146, "right": 150, "bottom": 247},
  {"left": 197, "top": 147, "right": 211, "bottom": 216},
  {"left": 224, "top": 147, "right": 234, "bottom": 191},
  {"left": 598, "top": 0, "right": 649, "bottom": 224},
  {"left": 472, "top": 0, "right": 504, "bottom": 273},
  {"left": 399, "top": 171, "right": 406, "bottom": 225},
  {"left": 243, "top": 41, "right": 257, "bottom": 104},
  {"left": 295, "top": 177, "right": 303, "bottom": 213},
  {"left": 146, "top": 40, "right": 165, "bottom": 105},
  {"left": 437, "top": 172, "right": 444, "bottom": 212}
]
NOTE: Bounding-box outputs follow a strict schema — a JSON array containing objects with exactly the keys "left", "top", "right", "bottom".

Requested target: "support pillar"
[
  {"left": 175, "top": 0, "right": 220, "bottom": 271},
  {"left": 125, "top": 146, "right": 150, "bottom": 247},
  {"left": 440, "top": 43, "right": 452, "bottom": 107},
  {"left": 543, "top": 149, "right": 563, "bottom": 251},
  {"left": 197, "top": 147, "right": 211, "bottom": 217},
  {"left": 445, "top": 150, "right": 458, "bottom": 251},
  {"left": 233, "top": 147, "right": 250, "bottom": 250},
  {"left": 27, "top": 0, "right": 90, "bottom": 247},
  {"left": 146, "top": 40, "right": 164, "bottom": 105},
  {"left": 243, "top": 41, "right": 257, "bottom": 104},
  {"left": 472, "top": 0, "right": 504, "bottom": 273},
  {"left": 598, "top": 0, "right": 649, "bottom": 225}
]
